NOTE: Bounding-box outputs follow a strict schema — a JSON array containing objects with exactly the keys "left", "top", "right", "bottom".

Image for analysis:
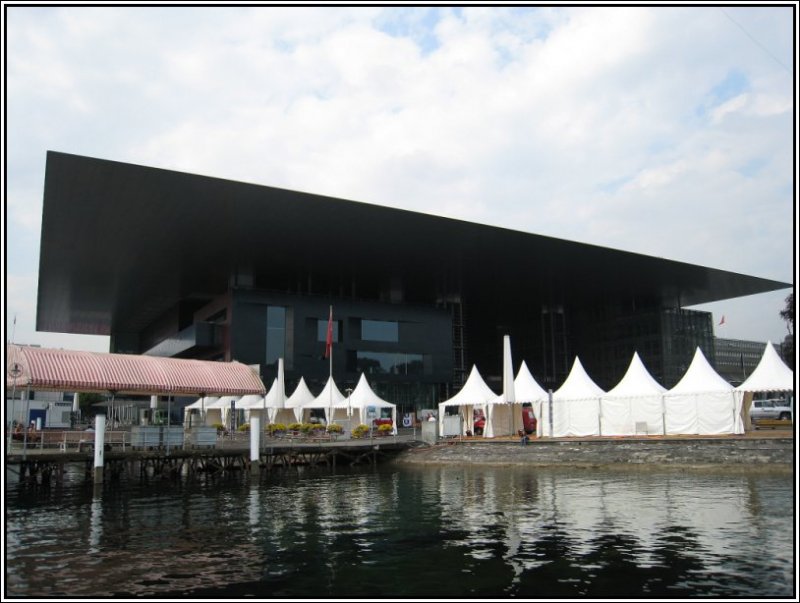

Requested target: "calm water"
[{"left": 4, "top": 463, "right": 795, "bottom": 598}]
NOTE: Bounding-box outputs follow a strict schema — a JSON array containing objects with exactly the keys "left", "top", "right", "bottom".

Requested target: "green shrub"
[
  {"left": 237, "top": 423, "right": 250, "bottom": 432},
  {"left": 287, "top": 422, "right": 303, "bottom": 432},
  {"left": 326, "top": 423, "right": 343, "bottom": 433},
  {"left": 377, "top": 423, "right": 393, "bottom": 433},
  {"left": 211, "top": 422, "right": 225, "bottom": 432},
  {"left": 267, "top": 423, "right": 286, "bottom": 434}
]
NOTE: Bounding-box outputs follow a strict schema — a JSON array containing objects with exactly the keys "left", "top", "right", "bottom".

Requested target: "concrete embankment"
[{"left": 396, "top": 435, "right": 794, "bottom": 472}]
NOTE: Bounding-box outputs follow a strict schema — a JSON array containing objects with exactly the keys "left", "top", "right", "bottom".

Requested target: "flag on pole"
[
  {"left": 718, "top": 315, "right": 726, "bottom": 326},
  {"left": 324, "top": 306, "right": 333, "bottom": 359}
]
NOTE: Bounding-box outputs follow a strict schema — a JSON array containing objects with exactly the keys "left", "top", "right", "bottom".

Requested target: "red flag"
[
  {"left": 718, "top": 315, "right": 726, "bottom": 326},
  {"left": 324, "top": 306, "right": 333, "bottom": 359}
]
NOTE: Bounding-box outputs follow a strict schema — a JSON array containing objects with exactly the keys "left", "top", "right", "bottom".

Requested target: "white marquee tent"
[
  {"left": 286, "top": 377, "right": 316, "bottom": 424},
  {"left": 438, "top": 365, "right": 497, "bottom": 436},
  {"left": 341, "top": 373, "right": 398, "bottom": 434},
  {"left": 487, "top": 361, "right": 548, "bottom": 438},
  {"left": 735, "top": 342, "right": 795, "bottom": 427},
  {"left": 541, "top": 357, "right": 605, "bottom": 437},
  {"left": 485, "top": 336, "right": 517, "bottom": 438},
  {"left": 601, "top": 352, "right": 666, "bottom": 436},
  {"left": 736, "top": 342, "right": 794, "bottom": 393},
  {"left": 663, "top": 347, "right": 740, "bottom": 435},
  {"left": 302, "top": 375, "right": 346, "bottom": 423}
]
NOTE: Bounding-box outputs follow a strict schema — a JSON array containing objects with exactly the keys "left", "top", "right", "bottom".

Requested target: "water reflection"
[{"left": 4, "top": 465, "right": 794, "bottom": 597}]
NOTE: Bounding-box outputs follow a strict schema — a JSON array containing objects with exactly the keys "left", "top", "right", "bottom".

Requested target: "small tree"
[{"left": 780, "top": 293, "right": 794, "bottom": 365}]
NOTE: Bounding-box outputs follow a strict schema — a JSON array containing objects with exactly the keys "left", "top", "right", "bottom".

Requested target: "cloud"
[{"left": 5, "top": 6, "right": 794, "bottom": 351}]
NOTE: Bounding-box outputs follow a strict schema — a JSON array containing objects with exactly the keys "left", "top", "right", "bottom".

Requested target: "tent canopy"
[
  {"left": 605, "top": 352, "right": 666, "bottom": 397},
  {"left": 286, "top": 377, "right": 316, "bottom": 408},
  {"left": 6, "top": 344, "right": 266, "bottom": 396},
  {"left": 736, "top": 342, "right": 794, "bottom": 392},
  {"left": 440, "top": 365, "right": 497, "bottom": 407},
  {"left": 667, "top": 347, "right": 732, "bottom": 394},
  {"left": 553, "top": 357, "right": 605, "bottom": 399},
  {"left": 304, "top": 376, "right": 346, "bottom": 409},
  {"left": 343, "top": 373, "right": 395, "bottom": 409},
  {"left": 508, "top": 361, "right": 548, "bottom": 403}
]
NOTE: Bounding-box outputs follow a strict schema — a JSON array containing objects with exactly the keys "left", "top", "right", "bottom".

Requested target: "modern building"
[{"left": 36, "top": 152, "right": 791, "bottom": 414}]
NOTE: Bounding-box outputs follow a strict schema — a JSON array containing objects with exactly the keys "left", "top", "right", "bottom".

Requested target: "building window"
[
  {"left": 355, "top": 351, "right": 425, "bottom": 375},
  {"left": 362, "top": 319, "right": 399, "bottom": 342},
  {"left": 266, "top": 306, "right": 286, "bottom": 365},
  {"left": 317, "top": 319, "right": 340, "bottom": 343}
]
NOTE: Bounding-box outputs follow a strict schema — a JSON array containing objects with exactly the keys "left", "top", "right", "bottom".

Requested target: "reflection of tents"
[
  {"left": 438, "top": 365, "right": 497, "bottom": 436},
  {"left": 664, "top": 347, "right": 739, "bottom": 435},
  {"left": 735, "top": 342, "right": 795, "bottom": 428},
  {"left": 601, "top": 352, "right": 666, "bottom": 436},
  {"left": 341, "top": 374, "right": 398, "bottom": 434},
  {"left": 542, "top": 358, "right": 605, "bottom": 437}
]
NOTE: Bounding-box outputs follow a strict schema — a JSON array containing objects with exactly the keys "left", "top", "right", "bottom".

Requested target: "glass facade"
[
  {"left": 355, "top": 351, "right": 426, "bottom": 375},
  {"left": 266, "top": 306, "right": 286, "bottom": 365},
  {"left": 317, "top": 319, "right": 339, "bottom": 343},
  {"left": 362, "top": 320, "right": 399, "bottom": 342}
]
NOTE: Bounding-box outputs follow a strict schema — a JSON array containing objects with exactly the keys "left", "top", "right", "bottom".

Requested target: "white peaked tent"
[
  {"left": 183, "top": 395, "right": 219, "bottom": 427},
  {"left": 601, "top": 352, "right": 666, "bottom": 436},
  {"left": 664, "top": 347, "right": 739, "bottom": 435},
  {"left": 286, "top": 377, "right": 316, "bottom": 424},
  {"left": 303, "top": 376, "right": 346, "bottom": 423},
  {"left": 514, "top": 361, "right": 549, "bottom": 436},
  {"left": 236, "top": 394, "right": 264, "bottom": 409},
  {"left": 485, "top": 336, "right": 519, "bottom": 438},
  {"left": 736, "top": 342, "right": 794, "bottom": 392},
  {"left": 265, "top": 379, "right": 295, "bottom": 426},
  {"left": 438, "top": 365, "right": 497, "bottom": 436},
  {"left": 735, "top": 342, "right": 795, "bottom": 428},
  {"left": 542, "top": 357, "right": 605, "bottom": 437},
  {"left": 203, "top": 395, "right": 239, "bottom": 426},
  {"left": 345, "top": 373, "right": 398, "bottom": 434},
  {"left": 237, "top": 394, "right": 265, "bottom": 425}
]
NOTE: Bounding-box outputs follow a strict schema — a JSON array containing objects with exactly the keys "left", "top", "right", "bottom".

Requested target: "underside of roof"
[
  {"left": 37, "top": 151, "right": 791, "bottom": 337},
  {"left": 6, "top": 344, "right": 266, "bottom": 395}
]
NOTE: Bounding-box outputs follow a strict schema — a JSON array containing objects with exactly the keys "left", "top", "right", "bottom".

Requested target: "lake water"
[{"left": 4, "top": 463, "right": 794, "bottom": 598}]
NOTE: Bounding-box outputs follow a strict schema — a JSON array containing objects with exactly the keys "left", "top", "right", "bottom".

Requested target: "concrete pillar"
[
  {"left": 73, "top": 392, "right": 80, "bottom": 413},
  {"left": 150, "top": 395, "right": 158, "bottom": 409},
  {"left": 250, "top": 416, "right": 260, "bottom": 475},
  {"left": 93, "top": 415, "right": 106, "bottom": 483}
]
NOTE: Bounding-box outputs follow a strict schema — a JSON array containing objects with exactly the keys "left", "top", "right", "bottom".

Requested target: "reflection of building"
[
  {"left": 36, "top": 152, "right": 790, "bottom": 411},
  {"left": 714, "top": 338, "right": 778, "bottom": 386}
]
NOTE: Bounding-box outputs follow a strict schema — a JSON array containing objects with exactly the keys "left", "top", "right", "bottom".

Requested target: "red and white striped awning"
[{"left": 6, "top": 344, "right": 266, "bottom": 396}]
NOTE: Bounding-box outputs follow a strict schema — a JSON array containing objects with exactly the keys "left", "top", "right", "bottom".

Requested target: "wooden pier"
[{"left": 6, "top": 437, "right": 414, "bottom": 484}]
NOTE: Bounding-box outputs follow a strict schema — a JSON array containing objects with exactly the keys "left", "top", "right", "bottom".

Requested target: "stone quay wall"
[{"left": 395, "top": 436, "right": 794, "bottom": 472}]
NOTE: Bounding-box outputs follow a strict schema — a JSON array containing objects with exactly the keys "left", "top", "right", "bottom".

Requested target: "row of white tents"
[
  {"left": 439, "top": 338, "right": 794, "bottom": 438},
  {"left": 185, "top": 362, "right": 398, "bottom": 434}
]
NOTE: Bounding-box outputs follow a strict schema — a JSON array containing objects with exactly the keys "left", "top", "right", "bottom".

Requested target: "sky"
[{"left": 4, "top": 5, "right": 797, "bottom": 355}]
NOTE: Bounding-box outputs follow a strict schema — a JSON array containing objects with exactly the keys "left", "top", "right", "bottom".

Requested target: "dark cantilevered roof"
[
  {"left": 37, "top": 151, "right": 790, "bottom": 337},
  {"left": 6, "top": 344, "right": 266, "bottom": 395}
]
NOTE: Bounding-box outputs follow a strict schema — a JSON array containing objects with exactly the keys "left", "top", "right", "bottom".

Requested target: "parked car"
[{"left": 750, "top": 399, "right": 792, "bottom": 423}]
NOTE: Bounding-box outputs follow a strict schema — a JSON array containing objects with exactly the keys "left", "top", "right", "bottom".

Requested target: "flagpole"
[{"left": 328, "top": 306, "right": 333, "bottom": 424}]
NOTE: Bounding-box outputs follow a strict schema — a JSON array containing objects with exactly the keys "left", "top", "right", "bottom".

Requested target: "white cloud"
[{"left": 4, "top": 5, "right": 794, "bottom": 352}]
